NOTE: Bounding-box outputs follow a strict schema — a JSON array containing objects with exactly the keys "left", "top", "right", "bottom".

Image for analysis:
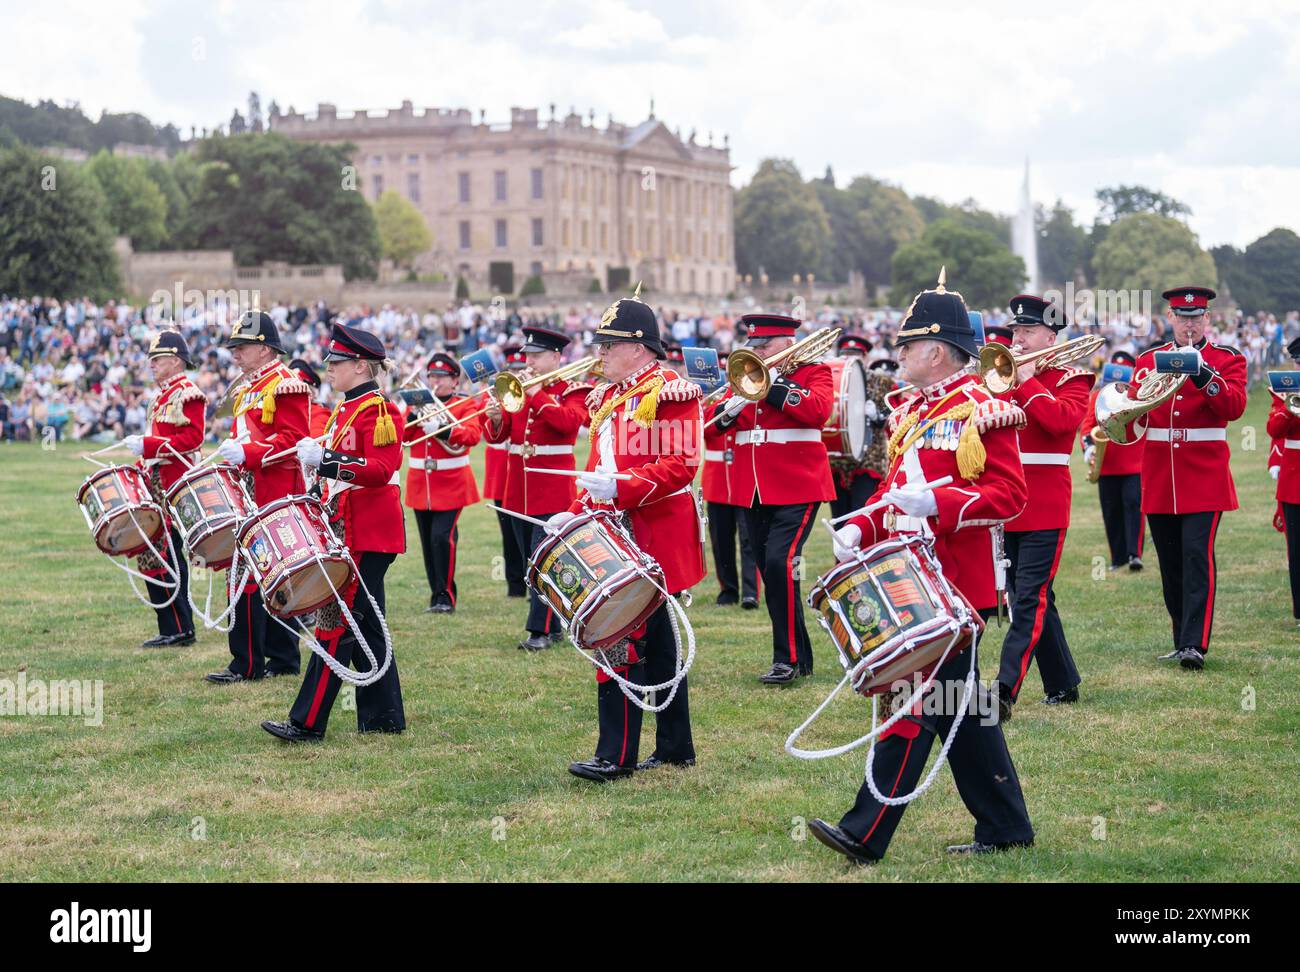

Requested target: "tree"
[
  {"left": 734, "top": 158, "right": 830, "bottom": 281},
  {"left": 1243, "top": 228, "right": 1300, "bottom": 314},
  {"left": 913, "top": 196, "right": 1011, "bottom": 246},
  {"left": 0, "top": 145, "right": 120, "bottom": 298},
  {"left": 890, "top": 219, "right": 1025, "bottom": 309},
  {"left": 372, "top": 189, "right": 431, "bottom": 268},
  {"left": 1036, "top": 200, "right": 1087, "bottom": 288},
  {"left": 1092, "top": 213, "right": 1217, "bottom": 298},
  {"left": 851, "top": 177, "right": 923, "bottom": 285},
  {"left": 179, "top": 132, "right": 381, "bottom": 280},
  {"left": 84, "top": 150, "right": 168, "bottom": 249},
  {"left": 1212, "top": 244, "right": 1269, "bottom": 315},
  {"left": 1095, "top": 185, "right": 1191, "bottom": 223},
  {"left": 144, "top": 158, "right": 189, "bottom": 246}
]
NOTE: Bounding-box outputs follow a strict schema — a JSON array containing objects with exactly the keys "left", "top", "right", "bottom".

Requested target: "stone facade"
[{"left": 272, "top": 102, "right": 735, "bottom": 297}]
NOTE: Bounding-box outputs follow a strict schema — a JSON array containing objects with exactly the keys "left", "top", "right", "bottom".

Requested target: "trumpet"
[
  {"left": 726, "top": 327, "right": 842, "bottom": 401},
  {"left": 884, "top": 382, "right": 915, "bottom": 410},
  {"left": 1085, "top": 425, "right": 1109, "bottom": 483},
  {"left": 979, "top": 334, "right": 1105, "bottom": 394},
  {"left": 1095, "top": 370, "right": 1187, "bottom": 445},
  {"left": 1271, "top": 390, "right": 1300, "bottom": 417}
]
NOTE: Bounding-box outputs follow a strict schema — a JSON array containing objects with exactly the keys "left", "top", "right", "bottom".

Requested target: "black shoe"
[
  {"left": 995, "top": 682, "right": 1014, "bottom": 723},
  {"left": 759, "top": 662, "right": 803, "bottom": 685},
  {"left": 636, "top": 754, "right": 696, "bottom": 771},
  {"left": 1178, "top": 647, "right": 1206, "bottom": 671},
  {"left": 518, "top": 635, "right": 550, "bottom": 651},
  {"left": 204, "top": 669, "right": 259, "bottom": 684},
  {"left": 429, "top": 602, "right": 454, "bottom": 614},
  {"left": 1157, "top": 648, "right": 1181, "bottom": 662},
  {"left": 568, "top": 757, "right": 634, "bottom": 782},
  {"left": 741, "top": 598, "right": 759, "bottom": 610},
  {"left": 549, "top": 631, "right": 564, "bottom": 643},
  {"left": 507, "top": 586, "right": 527, "bottom": 598},
  {"left": 170, "top": 631, "right": 196, "bottom": 646},
  {"left": 261, "top": 720, "right": 324, "bottom": 742},
  {"left": 423, "top": 605, "right": 438, "bottom": 614},
  {"left": 1128, "top": 556, "right": 1144, "bottom": 571},
  {"left": 263, "top": 668, "right": 298, "bottom": 678},
  {"left": 716, "top": 591, "right": 739, "bottom": 606},
  {"left": 141, "top": 633, "right": 172, "bottom": 647},
  {"left": 1041, "top": 686, "right": 1079, "bottom": 706},
  {"left": 946, "top": 838, "right": 1034, "bottom": 855},
  {"left": 809, "top": 819, "right": 879, "bottom": 866}
]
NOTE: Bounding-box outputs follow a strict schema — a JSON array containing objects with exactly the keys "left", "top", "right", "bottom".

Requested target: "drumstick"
[
  {"left": 525, "top": 467, "right": 633, "bottom": 482},
  {"left": 160, "top": 441, "right": 196, "bottom": 469},
  {"left": 86, "top": 439, "right": 130, "bottom": 457},
  {"left": 701, "top": 399, "right": 753, "bottom": 431},
  {"left": 262, "top": 434, "right": 330, "bottom": 466},
  {"left": 827, "top": 475, "right": 954, "bottom": 525},
  {"left": 487, "top": 504, "right": 555, "bottom": 530},
  {"left": 194, "top": 433, "right": 250, "bottom": 468}
]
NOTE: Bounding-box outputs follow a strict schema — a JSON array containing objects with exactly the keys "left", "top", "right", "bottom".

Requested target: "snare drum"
[
  {"left": 807, "top": 535, "right": 979, "bottom": 695},
  {"left": 76, "top": 464, "right": 165, "bottom": 557},
  {"left": 235, "top": 496, "right": 354, "bottom": 618},
  {"left": 165, "top": 464, "right": 252, "bottom": 570},
  {"left": 526, "top": 510, "right": 666, "bottom": 650},
  {"left": 823, "top": 357, "right": 869, "bottom": 466}
]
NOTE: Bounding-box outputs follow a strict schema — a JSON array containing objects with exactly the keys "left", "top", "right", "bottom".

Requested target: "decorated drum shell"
[
  {"left": 234, "top": 496, "right": 353, "bottom": 618},
  {"left": 165, "top": 464, "right": 251, "bottom": 570},
  {"left": 76, "top": 465, "right": 165, "bottom": 558}
]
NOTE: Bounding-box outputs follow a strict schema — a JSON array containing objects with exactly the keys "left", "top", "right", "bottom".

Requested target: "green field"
[{"left": 2, "top": 390, "right": 1298, "bottom": 882}]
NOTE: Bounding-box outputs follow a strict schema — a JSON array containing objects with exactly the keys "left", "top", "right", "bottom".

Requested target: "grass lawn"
[{"left": 1, "top": 388, "right": 1297, "bottom": 882}]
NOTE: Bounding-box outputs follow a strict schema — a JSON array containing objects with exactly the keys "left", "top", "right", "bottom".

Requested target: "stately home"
[{"left": 273, "top": 101, "right": 735, "bottom": 296}]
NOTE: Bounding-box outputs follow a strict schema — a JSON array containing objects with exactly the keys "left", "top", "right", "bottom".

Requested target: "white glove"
[
  {"left": 1084, "top": 446, "right": 1096, "bottom": 468},
  {"left": 545, "top": 511, "right": 578, "bottom": 535},
  {"left": 833, "top": 524, "right": 862, "bottom": 562},
  {"left": 576, "top": 472, "right": 618, "bottom": 501},
  {"left": 864, "top": 400, "right": 881, "bottom": 422},
  {"left": 884, "top": 487, "right": 938, "bottom": 518},
  {"left": 1271, "top": 465, "right": 1281, "bottom": 481},
  {"left": 721, "top": 396, "right": 749, "bottom": 419},
  {"left": 124, "top": 434, "right": 144, "bottom": 456},
  {"left": 218, "top": 439, "right": 246, "bottom": 466},
  {"left": 422, "top": 420, "right": 442, "bottom": 436},
  {"left": 296, "top": 437, "right": 324, "bottom": 468}
]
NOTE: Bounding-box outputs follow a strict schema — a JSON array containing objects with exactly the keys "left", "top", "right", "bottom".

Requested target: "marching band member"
[
  {"left": 1081, "top": 351, "right": 1145, "bottom": 572},
  {"left": 403, "top": 353, "right": 482, "bottom": 614},
  {"left": 556, "top": 294, "right": 706, "bottom": 781},
  {"left": 1136, "top": 286, "right": 1247, "bottom": 671},
  {"left": 483, "top": 326, "right": 592, "bottom": 651},
  {"left": 710, "top": 314, "right": 836, "bottom": 684},
  {"left": 828, "top": 334, "right": 888, "bottom": 521},
  {"left": 1265, "top": 337, "right": 1300, "bottom": 626},
  {"left": 205, "top": 311, "right": 309, "bottom": 684},
  {"left": 123, "top": 330, "right": 203, "bottom": 647},
  {"left": 809, "top": 276, "right": 1034, "bottom": 864},
  {"left": 263, "top": 323, "right": 407, "bottom": 741},
  {"left": 289, "top": 358, "right": 331, "bottom": 437},
  {"left": 994, "top": 295, "right": 1093, "bottom": 718},
  {"left": 485, "top": 345, "right": 528, "bottom": 599},
  {"left": 703, "top": 358, "right": 760, "bottom": 608}
]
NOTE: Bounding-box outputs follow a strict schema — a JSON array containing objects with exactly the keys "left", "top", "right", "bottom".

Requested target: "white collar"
[
  {"left": 615, "top": 360, "right": 659, "bottom": 391},
  {"left": 921, "top": 368, "right": 971, "bottom": 401}
]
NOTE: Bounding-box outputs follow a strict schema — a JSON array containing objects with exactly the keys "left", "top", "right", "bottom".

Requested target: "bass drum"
[{"left": 823, "top": 357, "right": 868, "bottom": 467}]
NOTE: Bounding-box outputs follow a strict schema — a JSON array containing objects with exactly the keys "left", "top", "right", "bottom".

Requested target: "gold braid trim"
[
  {"left": 329, "top": 395, "right": 397, "bottom": 449},
  {"left": 588, "top": 374, "right": 666, "bottom": 440},
  {"left": 259, "top": 374, "right": 281, "bottom": 424},
  {"left": 888, "top": 401, "right": 986, "bottom": 480}
]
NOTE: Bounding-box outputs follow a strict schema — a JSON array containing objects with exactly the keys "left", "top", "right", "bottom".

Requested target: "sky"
[{"left": 4, "top": 0, "right": 1298, "bottom": 249}]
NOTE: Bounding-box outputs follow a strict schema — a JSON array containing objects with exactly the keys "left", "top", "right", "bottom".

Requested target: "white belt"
[
  {"left": 704, "top": 449, "right": 726, "bottom": 462},
  {"left": 736, "top": 428, "right": 822, "bottom": 446},
  {"left": 509, "top": 444, "right": 574, "bottom": 455},
  {"left": 486, "top": 441, "right": 508, "bottom": 451},
  {"left": 1147, "top": 428, "right": 1226, "bottom": 443},
  {"left": 891, "top": 514, "right": 930, "bottom": 535},
  {"left": 1020, "top": 452, "right": 1071, "bottom": 466},
  {"left": 418, "top": 456, "right": 469, "bottom": 471},
  {"left": 1286, "top": 439, "right": 1300, "bottom": 450}
]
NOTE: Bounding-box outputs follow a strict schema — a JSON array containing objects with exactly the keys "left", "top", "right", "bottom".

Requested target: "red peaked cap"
[{"left": 741, "top": 314, "right": 800, "bottom": 339}]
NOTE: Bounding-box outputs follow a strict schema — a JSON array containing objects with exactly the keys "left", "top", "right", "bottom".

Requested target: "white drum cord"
[{"left": 80, "top": 501, "right": 183, "bottom": 610}]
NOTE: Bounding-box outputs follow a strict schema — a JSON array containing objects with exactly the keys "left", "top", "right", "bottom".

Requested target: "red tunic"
[
  {"left": 568, "top": 363, "right": 706, "bottom": 594},
  {"left": 1266, "top": 398, "right": 1300, "bottom": 505},
  {"left": 229, "top": 360, "right": 310, "bottom": 505},
  {"left": 482, "top": 441, "right": 508, "bottom": 501},
  {"left": 318, "top": 384, "right": 407, "bottom": 554},
  {"left": 997, "top": 364, "right": 1094, "bottom": 532},
  {"left": 483, "top": 378, "right": 591, "bottom": 515},
  {"left": 848, "top": 371, "right": 1028, "bottom": 612},
  {"left": 308, "top": 402, "right": 331, "bottom": 438},
  {"left": 1080, "top": 386, "right": 1143, "bottom": 476},
  {"left": 701, "top": 422, "right": 750, "bottom": 505},
  {"left": 1131, "top": 340, "right": 1247, "bottom": 514},
  {"left": 403, "top": 394, "right": 482, "bottom": 511},
  {"left": 709, "top": 361, "right": 836, "bottom": 505},
  {"left": 141, "top": 373, "right": 206, "bottom": 492}
]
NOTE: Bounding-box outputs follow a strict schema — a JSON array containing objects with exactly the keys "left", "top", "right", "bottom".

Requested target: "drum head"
[
  {"left": 840, "top": 358, "right": 868, "bottom": 461},
  {"left": 581, "top": 573, "right": 663, "bottom": 647},
  {"left": 268, "top": 557, "right": 353, "bottom": 618},
  {"left": 99, "top": 508, "right": 164, "bottom": 556}
]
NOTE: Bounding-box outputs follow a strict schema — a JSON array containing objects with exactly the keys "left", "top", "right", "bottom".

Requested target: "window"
[
  {"left": 458, "top": 172, "right": 471, "bottom": 203},
  {"left": 495, "top": 219, "right": 508, "bottom": 248},
  {"left": 371, "top": 155, "right": 382, "bottom": 167},
  {"left": 372, "top": 174, "right": 383, "bottom": 199},
  {"left": 562, "top": 219, "right": 570, "bottom": 247},
  {"left": 407, "top": 154, "right": 419, "bottom": 166},
  {"left": 530, "top": 261, "right": 543, "bottom": 276},
  {"left": 599, "top": 222, "right": 607, "bottom": 250},
  {"left": 581, "top": 221, "right": 588, "bottom": 248},
  {"left": 686, "top": 230, "right": 693, "bottom": 258},
  {"left": 407, "top": 173, "right": 421, "bottom": 203},
  {"left": 532, "top": 218, "right": 544, "bottom": 246},
  {"left": 718, "top": 233, "right": 725, "bottom": 259},
  {"left": 702, "top": 232, "right": 709, "bottom": 259},
  {"left": 459, "top": 220, "right": 471, "bottom": 250},
  {"left": 494, "top": 170, "right": 507, "bottom": 202},
  {"left": 531, "top": 167, "right": 544, "bottom": 200},
  {"left": 599, "top": 171, "right": 606, "bottom": 205}
]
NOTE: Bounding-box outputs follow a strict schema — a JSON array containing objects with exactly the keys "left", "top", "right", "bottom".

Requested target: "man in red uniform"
[
  {"left": 483, "top": 326, "right": 592, "bottom": 650},
  {"left": 1135, "top": 286, "right": 1247, "bottom": 670},
  {"left": 709, "top": 315, "right": 835, "bottom": 684},
  {"left": 808, "top": 276, "right": 1034, "bottom": 864},
  {"left": 205, "top": 311, "right": 310, "bottom": 684},
  {"left": 403, "top": 352, "right": 482, "bottom": 613},
  {"left": 553, "top": 293, "right": 706, "bottom": 781},
  {"left": 124, "top": 330, "right": 204, "bottom": 647},
  {"left": 263, "top": 323, "right": 407, "bottom": 741},
  {"left": 1265, "top": 337, "right": 1300, "bottom": 625},
  {"left": 702, "top": 355, "right": 760, "bottom": 609},
  {"left": 994, "top": 295, "right": 1094, "bottom": 717},
  {"left": 1081, "top": 351, "right": 1145, "bottom": 571},
  {"left": 485, "top": 345, "right": 527, "bottom": 599},
  {"left": 289, "top": 358, "right": 331, "bottom": 437},
  {"left": 828, "top": 334, "right": 888, "bottom": 523}
]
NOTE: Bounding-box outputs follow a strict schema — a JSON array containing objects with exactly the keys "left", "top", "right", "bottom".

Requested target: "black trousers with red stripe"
[
  {"left": 997, "top": 528, "right": 1080, "bottom": 701},
  {"left": 413, "top": 507, "right": 462, "bottom": 608},
  {"left": 837, "top": 609, "right": 1034, "bottom": 859},
  {"left": 1098, "top": 473, "right": 1144, "bottom": 566},
  {"left": 496, "top": 508, "right": 527, "bottom": 597},
  {"left": 707, "top": 501, "right": 760, "bottom": 602},
  {"left": 288, "top": 552, "right": 405, "bottom": 734},
  {"left": 514, "top": 515, "right": 562, "bottom": 636},
  {"left": 829, "top": 470, "right": 879, "bottom": 522},
  {"left": 1147, "top": 511, "right": 1223, "bottom": 652},
  {"left": 1283, "top": 502, "right": 1300, "bottom": 619},
  {"left": 227, "top": 583, "right": 301, "bottom": 678},
  {"left": 144, "top": 525, "right": 193, "bottom": 636},
  {"left": 743, "top": 501, "right": 820, "bottom": 672},
  {"left": 594, "top": 600, "right": 694, "bottom": 767}
]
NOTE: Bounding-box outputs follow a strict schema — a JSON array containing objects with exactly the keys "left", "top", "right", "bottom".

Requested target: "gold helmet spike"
[
  {"left": 633, "top": 280, "right": 643, "bottom": 300},
  {"left": 936, "top": 265, "right": 947, "bottom": 293}
]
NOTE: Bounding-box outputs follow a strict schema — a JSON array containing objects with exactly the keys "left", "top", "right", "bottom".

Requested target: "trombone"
[
  {"left": 978, "top": 334, "right": 1105, "bottom": 394},
  {"left": 1095, "top": 370, "right": 1188, "bottom": 444},
  {"left": 702, "top": 327, "right": 842, "bottom": 429}
]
